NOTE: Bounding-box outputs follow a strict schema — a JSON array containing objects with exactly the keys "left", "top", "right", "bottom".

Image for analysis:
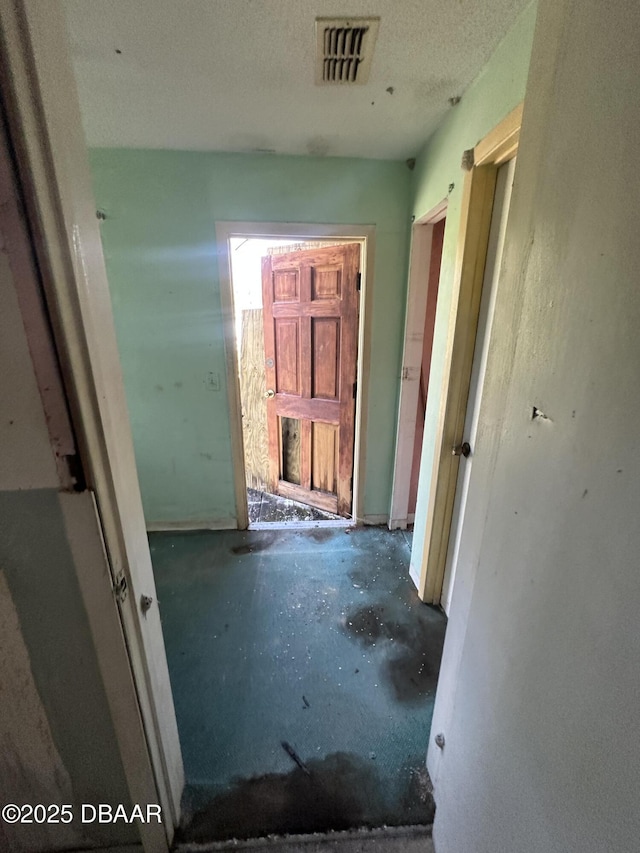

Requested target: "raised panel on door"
[
  {"left": 273, "top": 269, "right": 300, "bottom": 302},
  {"left": 312, "top": 317, "right": 340, "bottom": 401},
  {"left": 311, "top": 265, "right": 342, "bottom": 301},
  {"left": 274, "top": 319, "right": 300, "bottom": 395}
]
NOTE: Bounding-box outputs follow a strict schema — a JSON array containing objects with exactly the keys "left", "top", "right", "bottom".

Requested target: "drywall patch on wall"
[
  {"left": 408, "top": 0, "right": 537, "bottom": 584},
  {"left": 90, "top": 151, "right": 412, "bottom": 526}
]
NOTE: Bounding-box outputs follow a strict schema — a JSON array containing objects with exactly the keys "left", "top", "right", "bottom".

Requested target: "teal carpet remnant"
[{"left": 149, "top": 527, "right": 446, "bottom": 843}]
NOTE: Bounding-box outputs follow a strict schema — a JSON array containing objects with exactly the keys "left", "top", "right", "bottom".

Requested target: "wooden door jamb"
[{"left": 416, "top": 103, "right": 523, "bottom": 603}]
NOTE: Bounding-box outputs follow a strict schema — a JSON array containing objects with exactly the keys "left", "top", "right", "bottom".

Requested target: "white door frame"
[
  {"left": 389, "top": 200, "right": 447, "bottom": 530},
  {"left": 216, "top": 222, "right": 375, "bottom": 528},
  {"left": 0, "top": 3, "right": 183, "bottom": 847}
]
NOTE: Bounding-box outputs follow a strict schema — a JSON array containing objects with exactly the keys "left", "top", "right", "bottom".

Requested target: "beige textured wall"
[{"left": 429, "top": 1, "right": 640, "bottom": 851}]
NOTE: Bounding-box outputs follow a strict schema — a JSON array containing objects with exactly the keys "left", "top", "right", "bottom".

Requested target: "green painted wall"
[
  {"left": 90, "top": 151, "right": 412, "bottom": 525},
  {"left": 409, "top": 1, "right": 537, "bottom": 577}
]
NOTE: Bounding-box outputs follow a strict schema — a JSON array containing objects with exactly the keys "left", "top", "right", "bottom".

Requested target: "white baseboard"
[
  {"left": 409, "top": 561, "right": 421, "bottom": 591},
  {"left": 146, "top": 518, "right": 238, "bottom": 533},
  {"left": 388, "top": 517, "right": 408, "bottom": 530}
]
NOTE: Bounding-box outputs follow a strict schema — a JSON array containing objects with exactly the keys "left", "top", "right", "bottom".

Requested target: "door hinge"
[
  {"left": 113, "top": 569, "right": 128, "bottom": 604},
  {"left": 352, "top": 381, "right": 357, "bottom": 399},
  {"left": 356, "top": 272, "right": 362, "bottom": 291}
]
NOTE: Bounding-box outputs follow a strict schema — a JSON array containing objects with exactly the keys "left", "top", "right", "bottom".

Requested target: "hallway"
[{"left": 149, "top": 527, "right": 446, "bottom": 843}]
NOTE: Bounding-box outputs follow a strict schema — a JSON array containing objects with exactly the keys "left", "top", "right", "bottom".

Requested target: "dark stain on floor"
[
  {"left": 150, "top": 527, "right": 446, "bottom": 844},
  {"left": 178, "top": 752, "right": 434, "bottom": 843},
  {"left": 230, "top": 531, "right": 278, "bottom": 555},
  {"left": 343, "top": 604, "right": 445, "bottom": 703},
  {"left": 385, "top": 645, "right": 439, "bottom": 703},
  {"left": 307, "top": 527, "right": 340, "bottom": 543}
]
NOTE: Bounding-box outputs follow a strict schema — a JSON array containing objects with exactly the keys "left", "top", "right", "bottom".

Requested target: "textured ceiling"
[{"left": 63, "top": 0, "right": 531, "bottom": 160}]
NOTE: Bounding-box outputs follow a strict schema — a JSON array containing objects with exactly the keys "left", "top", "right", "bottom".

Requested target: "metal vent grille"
[{"left": 315, "top": 17, "right": 380, "bottom": 85}]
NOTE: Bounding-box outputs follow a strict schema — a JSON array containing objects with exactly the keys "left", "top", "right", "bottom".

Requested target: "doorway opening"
[
  {"left": 217, "top": 223, "right": 375, "bottom": 530},
  {"left": 390, "top": 202, "right": 447, "bottom": 531},
  {"left": 229, "top": 237, "right": 353, "bottom": 528},
  {"left": 414, "top": 104, "right": 523, "bottom": 609}
]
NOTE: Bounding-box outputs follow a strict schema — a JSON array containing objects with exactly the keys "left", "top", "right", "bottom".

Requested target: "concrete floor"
[{"left": 150, "top": 526, "right": 446, "bottom": 844}]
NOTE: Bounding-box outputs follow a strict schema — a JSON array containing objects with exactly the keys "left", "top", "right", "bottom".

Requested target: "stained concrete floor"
[{"left": 150, "top": 526, "right": 445, "bottom": 844}]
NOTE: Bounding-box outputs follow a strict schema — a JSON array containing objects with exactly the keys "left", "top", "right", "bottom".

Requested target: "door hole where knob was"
[{"left": 140, "top": 594, "right": 153, "bottom": 616}]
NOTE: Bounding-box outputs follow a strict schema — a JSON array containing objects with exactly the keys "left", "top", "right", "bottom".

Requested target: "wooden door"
[{"left": 262, "top": 243, "right": 360, "bottom": 517}]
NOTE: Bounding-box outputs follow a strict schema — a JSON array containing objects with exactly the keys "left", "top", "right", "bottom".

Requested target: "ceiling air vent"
[{"left": 315, "top": 17, "right": 380, "bottom": 85}]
